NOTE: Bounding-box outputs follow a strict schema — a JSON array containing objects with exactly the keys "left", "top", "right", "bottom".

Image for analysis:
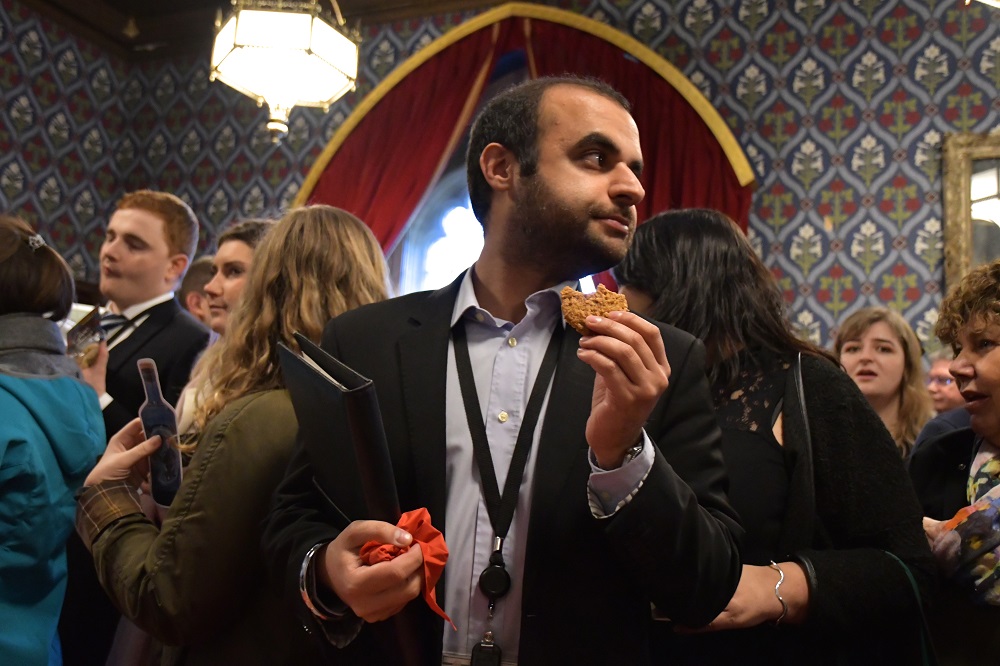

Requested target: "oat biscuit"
[{"left": 560, "top": 284, "right": 629, "bottom": 335}]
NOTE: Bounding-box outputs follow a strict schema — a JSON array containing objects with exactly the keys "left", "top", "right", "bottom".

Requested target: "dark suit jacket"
[
  {"left": 103, "top": 298, "right": 210, "bottom": 437},
  {"left": 909, "top": 426, "right": 978, "bottom": 521},
  {"left": 262, "top": 277, "right": 742, "bottom": 666},
  {"left": 911, "top": 408, "right": 972, "bottom": 460}
]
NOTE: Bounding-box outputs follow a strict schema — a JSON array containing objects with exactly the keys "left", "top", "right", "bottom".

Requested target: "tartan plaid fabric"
[{"left": 75, "top": 480, "right": 144, "bottom": 547}]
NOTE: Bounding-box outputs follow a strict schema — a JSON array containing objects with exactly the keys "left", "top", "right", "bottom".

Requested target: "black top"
[
  {"left": 911, "top": 407, "right": 973, "bottom": 459},
  {"left": 660, "top": 349, "right": 802, "bottom": 665},
  {"left": 712, "top": 348, "right": 790, "bottom": 565},
  {"left": 655, "top": 350, "right": 936, "bottom": 666}
]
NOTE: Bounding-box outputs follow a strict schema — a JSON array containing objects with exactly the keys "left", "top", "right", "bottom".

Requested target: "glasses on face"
[{"left": 927, "top": 376, "right": 955, "bottom": 387}]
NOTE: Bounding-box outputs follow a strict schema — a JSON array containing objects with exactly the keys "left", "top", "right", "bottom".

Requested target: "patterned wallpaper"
[{"left": 1, "top": 0, "right": 998, "bottom": 347}]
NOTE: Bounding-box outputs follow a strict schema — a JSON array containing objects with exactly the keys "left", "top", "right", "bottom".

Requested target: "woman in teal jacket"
[{"left": 0, "top": 216, "right": 105, "bottom": 665}]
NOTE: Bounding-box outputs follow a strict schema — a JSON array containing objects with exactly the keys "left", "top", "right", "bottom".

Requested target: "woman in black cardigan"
[{"left": 615, "top": 209, "right": 935, "bottom": 665}]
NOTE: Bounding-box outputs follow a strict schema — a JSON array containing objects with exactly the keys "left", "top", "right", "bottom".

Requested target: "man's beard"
[{"left": 505, "top": 174, "right": 635, "bottom": 279}]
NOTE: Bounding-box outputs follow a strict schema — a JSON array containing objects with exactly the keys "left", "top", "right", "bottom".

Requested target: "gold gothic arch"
[{"left": 295, "top": 2, "right": 755, "bottom": 206}]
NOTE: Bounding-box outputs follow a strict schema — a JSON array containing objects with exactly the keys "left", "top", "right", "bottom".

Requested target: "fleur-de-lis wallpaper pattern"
[{"left": 1, "top": 0, "right": 998, "bottom": 348}]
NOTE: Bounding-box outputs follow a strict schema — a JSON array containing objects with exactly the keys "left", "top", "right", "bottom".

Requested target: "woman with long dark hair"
[{"left": 615, "top": 208, "right": 934, "bottom": 665}]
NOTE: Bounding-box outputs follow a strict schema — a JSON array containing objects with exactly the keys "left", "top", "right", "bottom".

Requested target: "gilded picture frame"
[{"left": 942, "top": 131, "right": 1000, "bottom": 293}]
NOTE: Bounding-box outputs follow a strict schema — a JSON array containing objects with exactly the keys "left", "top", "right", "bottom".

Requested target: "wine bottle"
[{"left": 137, "top": 358, "right": 182, "bottom": 506}]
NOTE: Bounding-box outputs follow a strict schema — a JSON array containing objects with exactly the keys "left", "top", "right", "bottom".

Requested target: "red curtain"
[
  {"left": 307, "top": 20, "right": 529, "bottom": 248},
  {"left": 307, "top": 14, "right": 754, "bottom": 265}
]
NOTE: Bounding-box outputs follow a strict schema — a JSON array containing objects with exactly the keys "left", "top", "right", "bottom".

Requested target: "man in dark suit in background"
[
  {"left": 60, "top": 190, "right": 210, "bottom": 665},
  {"left": 263, "top": 76, "right": 742, "bottom": 665}
]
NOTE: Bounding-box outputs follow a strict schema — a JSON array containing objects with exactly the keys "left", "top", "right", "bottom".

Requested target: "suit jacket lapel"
[
  {"left": 397, "top": 275, "right": 464, "bottom": 535},
  {"left": 107, "top": 300, "right": 179, "bottom": 374}
]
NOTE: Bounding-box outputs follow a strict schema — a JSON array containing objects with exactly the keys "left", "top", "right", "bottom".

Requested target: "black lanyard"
[{"left": 452, "top": 318, "right": 564, "bottom": 609}]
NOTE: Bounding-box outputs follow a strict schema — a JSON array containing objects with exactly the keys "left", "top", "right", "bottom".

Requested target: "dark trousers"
[{"left": 59, "top": 533, "right": 120, "bottom": 666}]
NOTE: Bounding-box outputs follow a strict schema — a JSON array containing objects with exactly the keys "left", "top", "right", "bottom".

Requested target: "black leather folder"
[
  {"left": 279, "top": 334, "right": 422, "bottom": 666},
  {"left": 278, "top": 332, "right": 400, "bottom": 526}
]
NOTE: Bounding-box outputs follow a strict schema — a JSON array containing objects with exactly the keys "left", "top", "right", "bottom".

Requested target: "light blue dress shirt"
[{"left": 440, "top": 270, "right": 653, "bottom": 664}]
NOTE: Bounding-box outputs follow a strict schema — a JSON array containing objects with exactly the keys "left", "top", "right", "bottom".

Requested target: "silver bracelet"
[
  {"left": 769, "top": 560, "right": 788, "bottom": 626},
  {"left": 300, "top": 542, "right": 334, "bottom": 620}
]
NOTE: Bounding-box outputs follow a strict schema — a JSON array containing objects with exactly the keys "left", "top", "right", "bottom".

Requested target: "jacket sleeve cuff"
[
  {"left": 587, "top": 432, "right": 655, "bottom": 517},
  {"left": 75, "top": 480, "right": 144, "bottom": 548}
]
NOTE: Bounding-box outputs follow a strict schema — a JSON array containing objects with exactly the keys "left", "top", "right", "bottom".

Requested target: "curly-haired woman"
[{"left": 911, "top": 258, "right": 1000, "bottom": 665}]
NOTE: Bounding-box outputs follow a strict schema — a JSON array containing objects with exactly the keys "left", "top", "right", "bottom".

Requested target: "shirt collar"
[
  {"left": 114, "top": 292, "right": 175, "bottom": 320},
  {"left": 449, "top": 267, "right": 575, "bottom": 329}
]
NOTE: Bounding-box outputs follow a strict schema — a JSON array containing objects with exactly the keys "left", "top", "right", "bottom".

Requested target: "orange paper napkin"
[{"left": 360, "top": 507, "right": 455, "bottom": 629}]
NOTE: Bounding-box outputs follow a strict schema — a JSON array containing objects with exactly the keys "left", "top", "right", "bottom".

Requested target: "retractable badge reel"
[{"left": 471, "top": 538, "right": 509, "bottom": 666}]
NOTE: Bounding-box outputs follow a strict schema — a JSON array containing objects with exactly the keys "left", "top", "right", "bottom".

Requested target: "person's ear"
[
  {"left": 165, "top": 254, "right": 189, "bottom": 286},
  {"left": 479, "top": 143, "right": 516, "bottom": 194},
  {"left": 185, "top": 290, "right": 205, "bottom": 314}
]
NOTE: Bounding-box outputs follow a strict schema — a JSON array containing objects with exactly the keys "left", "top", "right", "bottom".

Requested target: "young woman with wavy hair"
[
  {"left": 835, "top": 306, "right": 933, "bottom": 458},
  {"left": 74, "top": 205, "right": 390, "bottom": 665},
  {"left": 174, "top": 218, "right": 274, "bottom": 438}
]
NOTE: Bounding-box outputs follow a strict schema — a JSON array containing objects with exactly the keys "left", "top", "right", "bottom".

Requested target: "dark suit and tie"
[{"left": 101, "top": 298, "right": 210, "bottom": 435}]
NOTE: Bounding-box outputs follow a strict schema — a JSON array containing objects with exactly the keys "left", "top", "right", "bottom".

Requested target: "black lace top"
[{"left": 711, "top": 348, "right": 792, "bottom": 566}]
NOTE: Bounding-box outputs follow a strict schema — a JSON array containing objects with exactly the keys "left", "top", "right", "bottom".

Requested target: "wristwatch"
[{"left": 621, "top": 441, "right": 644, "bottom": 466}]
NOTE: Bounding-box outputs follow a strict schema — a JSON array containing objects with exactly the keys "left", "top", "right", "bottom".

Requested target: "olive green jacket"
[{"left": 77, "top": 390, "right": 323, "bottom": 665}]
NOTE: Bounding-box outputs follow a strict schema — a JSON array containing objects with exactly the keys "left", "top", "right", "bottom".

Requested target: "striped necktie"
[{"left": 100, "top": 312, "right": 133, "bottom": 341}]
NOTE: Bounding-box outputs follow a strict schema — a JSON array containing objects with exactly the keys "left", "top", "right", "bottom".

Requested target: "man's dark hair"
[
  {"left": 466, "top": 75, "right": 631, "bottom": 225},
  {"left": 179, "top": 255, "right": 214, "bottom": 304}
]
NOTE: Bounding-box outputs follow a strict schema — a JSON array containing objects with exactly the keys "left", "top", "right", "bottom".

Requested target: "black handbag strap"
[
  {"left": 883, "top": 551, "right": 939, "bottom": 666},
  {"left": 775, "top": 352, "right": 821, "bottom": 554},
  {"left": 791, "top": 353, "right": 810, "bottom": 456},
  {"left": 793, "top": 353, "right": 937, "bottom": 666}
]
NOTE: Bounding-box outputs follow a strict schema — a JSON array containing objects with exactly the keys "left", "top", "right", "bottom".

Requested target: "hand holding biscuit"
[{"left": 562, "top": 287, "right": 671, "bottom": 468}]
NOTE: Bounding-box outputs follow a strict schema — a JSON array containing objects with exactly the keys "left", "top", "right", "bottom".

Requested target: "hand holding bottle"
[
  {"left": 136, "top": 358, "right": 183, "bottom": 506},
  {"left": 85, "top": 418, "right": 161, "bottom": 488}
]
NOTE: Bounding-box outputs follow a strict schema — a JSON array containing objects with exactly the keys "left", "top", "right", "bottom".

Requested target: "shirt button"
[
  {"left": 498, "top": 411, "right": 509, "bottom": 423},
  {"left": 507, "top": 337, "right": 517, "bottom": 347},
  {"left": 601, "top": 491, "right": 611, "bottom": 501},
  {"left": 475, "top": 312, "right": 485, "bottom": 322}
]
